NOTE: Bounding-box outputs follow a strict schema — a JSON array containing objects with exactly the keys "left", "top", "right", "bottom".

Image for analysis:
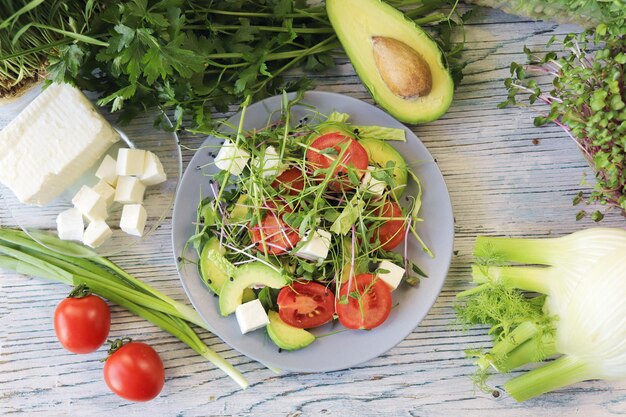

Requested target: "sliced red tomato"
[
  {"left": 336, "top": 273, "right": 392, "bottom": 330},
  {"left": 277, "top": 281, "right": 335, "bottom": 328},
  {"left": 250, "top": 211, "right": 300, "bottom": 255},
  {"left": 305, "top": 132, "right": 368, "bottom": 188},
  {"left": 272, "top": 168, "right": 305, "bottom": 195},
  {"left": 371, "top": 201, "right": 407, "bottom": 251}
]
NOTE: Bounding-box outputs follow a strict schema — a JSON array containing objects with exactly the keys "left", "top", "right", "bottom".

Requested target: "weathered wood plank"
[{"left": 2, "top": 6, "right": 626, "bottom": 417}]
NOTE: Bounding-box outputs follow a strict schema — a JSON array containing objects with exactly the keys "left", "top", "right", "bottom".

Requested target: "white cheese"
[
  {"left": 116, "top": 148, "right": 147, "bottom": 176},
  {"left": 82, "top": 220, "right": 112, "bottom": 248},
  {"left": 120, "top": 204, "right": 148, "bottom": 237},
  {"left": 72, "top": 185, "right": 108, "bottom": 222},
  {"left": 377, "top": 260, "right": 405, "bottom": 290},
  {"left": 0, "top": 83, "right": 120, "bottom": 206},
  {"left": 361, "top": 166, "right": 387, "bottom": 196},
  {"left": 294, "top": 229, "right": 332, "bottom": 262},
  {"left": 114, "top": 176, "right": 146, "bottom": 204},
  {"left": 92, "top": 180, "right": 115, "bottom": 207},
  {"left": 139, "top": 151, "right": 167, "bottom": 186},
  {"left": 235, "top": 299, "right": 269, "bottom": 334},
  {"left": 95, "top": 154, "right": 118, "bottom": 187},
  {"left": 56, "top": 208, "right": 84, "bottom": 241},
  {"left": 214, "top": 140, "right": 250, "bottom": 175},
  {"left": 252, "top": 145, "right": 283, "bottom": 178}
]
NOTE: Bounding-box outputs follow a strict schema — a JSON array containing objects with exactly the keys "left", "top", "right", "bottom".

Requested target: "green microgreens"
[
  {"left": 188, "top": 96, "right": 432, "bottom": 308},
  {"left": 500, "top": 24, "right": 626, "bottom": 220}
]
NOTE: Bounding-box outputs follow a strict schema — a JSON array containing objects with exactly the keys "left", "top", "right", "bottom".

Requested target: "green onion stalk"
[{"left": 0, "top": 228, "right": 249, "bottom": 389}]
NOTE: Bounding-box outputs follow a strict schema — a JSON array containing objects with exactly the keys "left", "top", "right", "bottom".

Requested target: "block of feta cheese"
[
  {"left": 252, "top": 145, "right": 283, "bottom": 178},
  {"left": 72, "top": 185, "right": 108, "bottom": 222},
  {"left": 82, "top": 220, "right": 112, "bottom": 248},
  {"left": 0, "top": 83, "right": 120, "bottom": 206},
  {"left": 235, "top": 299, "right": 270, "bottom": 334},
  {"left": 294, "top": 229, "right": 332, "bottom": 262},
  {"left": 95, "top": 154, "right": 118, "bottom": 186},
  {"left": 56, "top": 208, "right": 85, "bottom": 241},
  {"left": 120, "top": 204, "right": 148, "bottom": 237},
  {"left": 139, "top": 151, "right": 167, "bottom": 186},
  {"left": 92, "top": 180, "right": 115, "bottom": 207},
  {"left": 361, "top": 166, "right": 387, "bottom": 196},
  {"left": 377, "top": 260, "right": 405, "bottom": 290},
  {"left": 114, "top": 176, "right": 146, "bottom": 204},
  {"left": 214, "top": 140, "right": 250, "bottom": 175}
]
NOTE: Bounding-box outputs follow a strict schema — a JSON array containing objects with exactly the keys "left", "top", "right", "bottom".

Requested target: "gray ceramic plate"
[{"left": 172, "top": 91, "right": 454, "bottom": 372}]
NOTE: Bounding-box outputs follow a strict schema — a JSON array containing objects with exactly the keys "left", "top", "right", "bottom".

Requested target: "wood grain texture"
[{"left": 2, "top": 6, "right": 626, "bottom": 417}]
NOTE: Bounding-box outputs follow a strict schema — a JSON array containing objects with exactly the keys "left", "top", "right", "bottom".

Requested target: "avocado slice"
[
  {"left": 200, "top": 237, "right": 231, "bottom": 294},
  {"left": 219, "top": 262, "right": 288, "bottom": 316},
  {"left": 327, "top": 0, "right": 454, "bottom": 124},
  {"left": 359, "top": 138, "right": 408, "bottom": 197},
  {"left": 229, "top": 194, "right": 250, "bottom": 222},
  {"left": 267, "top": 311, "right": 315, "bottom": 351},
  {"left": 200, "top": 238, "right": 255, "bottom": 302}
]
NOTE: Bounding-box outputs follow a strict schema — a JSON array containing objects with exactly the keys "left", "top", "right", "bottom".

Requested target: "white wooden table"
[{"left": 2, "top": 6, "right": 626, "bottom": 417}]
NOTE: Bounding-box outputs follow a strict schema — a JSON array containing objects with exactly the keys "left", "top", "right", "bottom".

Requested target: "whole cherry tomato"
[
  {"left": 103, "top": 339, "right": 165, "bottom": 402},
  {"left": 53, "top": 285, "right": 110, "bottom": 354}
]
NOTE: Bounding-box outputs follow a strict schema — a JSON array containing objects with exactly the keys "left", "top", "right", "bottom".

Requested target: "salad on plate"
[{"left": 187, "top": 95, "right": 430, "bottom": 352}]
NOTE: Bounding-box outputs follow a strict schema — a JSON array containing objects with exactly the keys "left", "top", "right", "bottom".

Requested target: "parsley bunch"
[
  {"left": 0, "top": 0, "right": 460, "bottom": 133},
  {"left": 500, "top": 22, "right": 626, "bottom": 220}
]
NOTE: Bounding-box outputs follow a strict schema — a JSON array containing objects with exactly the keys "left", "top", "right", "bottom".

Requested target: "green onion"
[{"left": 0, "top": 228, "right": 249, "bottom": 390}]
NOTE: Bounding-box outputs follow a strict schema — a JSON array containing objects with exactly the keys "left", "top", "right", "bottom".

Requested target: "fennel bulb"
[
  {"left": 457, "top": 228, "right": 626, "bottom": 401},
  {"left": 506, "top": 249, "right": 626, "bottom": 401}
]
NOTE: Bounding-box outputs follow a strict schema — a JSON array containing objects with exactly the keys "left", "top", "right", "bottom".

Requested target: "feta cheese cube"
[
  {"left": 116, "top": 148, "right": 147, "bottom": 176},
  {"left": 294, "top": 229, "right": 332, "bottom": 262},
  {"left": 377, "top": 260, "right": 405, "bottom": 290},
  {"left": 214, "top": 141, "right": 250, "bottom": 175},
  {"left": 120, "top": 204, "right": 148, "bottom": 237},
  {"left": 139, "top": 151, "right": 167, "bottom": 186},
  {"left": 235, "top": 299, "right": 270, "bottom": 334},
  {"left": 114, "top": 176, "right": 146, "bottom": 204},
  {"left": 82, "top": 220, "right": 112, "bottom": 248},
  {"left": 95, "top": 154, "right": 118, "bottom": 186},
  {"left": 72, "top": 185, "right": 108, "bottom": 222},
  {"left": 56, "top": 208, "right": 84, "bottom": 241},
  {"left": 0, "top": 83, "right": 120, "bottom": 206},
  {"left": 361, "top": 166, "right": 387, "bottom": 196},
  {"left": 252, "top": 146, "right": 283, "bottom": 178},
  {"left": 92, "top": 180, "right": 115, "bottom": 207}
]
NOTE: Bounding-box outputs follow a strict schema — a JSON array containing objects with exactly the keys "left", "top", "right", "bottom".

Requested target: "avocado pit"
[{"left": 371, "top": 36, "right": 433, "bottom": 100}]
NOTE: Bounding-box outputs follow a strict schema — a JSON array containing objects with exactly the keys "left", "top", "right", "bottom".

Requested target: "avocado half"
[{"left": 327, "top": 0, "right": 454, "bottom": 124}]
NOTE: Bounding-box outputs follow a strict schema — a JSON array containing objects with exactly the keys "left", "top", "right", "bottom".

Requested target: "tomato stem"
[
  {"left": 68, "top": 283, "right": 91, "bottom": 298},
  {"left": 105, "top": 337, "right": 133, "bottom": 358}
]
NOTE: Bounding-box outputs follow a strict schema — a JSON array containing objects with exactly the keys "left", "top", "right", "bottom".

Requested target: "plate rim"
[{"left": 172, "top": 91, "right": 454, "bottom": 372}]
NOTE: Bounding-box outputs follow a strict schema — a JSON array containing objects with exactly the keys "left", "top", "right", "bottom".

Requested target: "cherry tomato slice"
[
  {"left": 54, "top": 294, "right": 110, "bottom": 354},
  {"left": 103, "top": 341, "right": 165, "bottom": 402},
  {"left": 371, "top": 201, "right": 407, "bottom": 251},
  {"left": 272, "top": 168, "right": 305, "bottom": 195},
  {"left": 277, "top": 281, "right": 335, "bottom": 328},
  {"left": 250, "top": 211, "right": 300, "bottom": 255},
  {"left": 336, "top": 273, "right": 392, "bottom": 330},
  {"left": 306, "top": 132, "right": 368, "bottom": 188}
]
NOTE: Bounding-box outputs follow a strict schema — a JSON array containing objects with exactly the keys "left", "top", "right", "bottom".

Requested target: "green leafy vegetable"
[{"left": 1, "top": 0, "right": 463, "bottom": 133}]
